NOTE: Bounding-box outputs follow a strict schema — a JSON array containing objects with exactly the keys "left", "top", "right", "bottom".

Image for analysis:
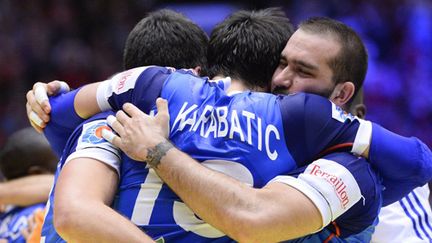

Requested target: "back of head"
[
  {"left": 299, "top": 17, "right": 368, "bottom": 99},
  {"left": 208, "top": 8, "right": 294, "bottom": 90},
  {"left": 0, "top": 127, "right": 57, "bottom": 180},
  {"left": 123, "top": 9, "right": 209, "bottom": 74}
]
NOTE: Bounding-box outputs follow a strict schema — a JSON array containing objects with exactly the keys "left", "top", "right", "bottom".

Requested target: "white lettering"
[
  {"left": 192, "top": 105, "right": 213, "bottom": 137},
  {"left": 229, "top": 110, "right": 245, "bottom": 142},
  {"left": 242, "top": 110, "right": 255, "bottom": 145},
  {"left": 204, "top": 111, "right": 218, "bottom": 138},
  {"left": 257, "top": 117, "right": 262, "bottom": 151},
  {"left": 172, "top": 102, "right": 198, "bottom": 132},
  {"left": 265, "top": 125, "right": 280, "bottom": 160},
  {"left": 172, "top": 102, "right": 281, "bottom": 160},
  {"left": 216, "top": 107, "right": 228, "bottom": 137}
]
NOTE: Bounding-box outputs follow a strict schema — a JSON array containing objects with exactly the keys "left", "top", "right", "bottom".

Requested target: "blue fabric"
[
  {"left": 369, "top": 123, "right": 432, "bottom": 205},
  {"left": 0, "top": 204, "right": 45, "bottom": 243},
  {"left": 109, "top": 67, "right": 380, "bottom": 241},
  {"left": 44, "top": 88, "right": 84, "bottom": 157}
]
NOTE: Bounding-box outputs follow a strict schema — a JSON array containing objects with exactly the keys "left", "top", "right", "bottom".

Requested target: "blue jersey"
[
  {"left": 42, "top": 65, "right": 432, "bottom": 241},
  {"left": 45, "top": 67, "right": 432, "bottom": 206},
  {"left": 41, "top": 111, "right": 119, "bottom": 243},
  {"left": 0, "top": 204, "right": 45, "bottom": 243},
  {"left": 97, "top": 66, "right": 381, "bottom": 242}
]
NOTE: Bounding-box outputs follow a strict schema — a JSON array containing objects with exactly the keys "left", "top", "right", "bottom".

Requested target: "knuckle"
[
  {"left": 26, "top": 90, "right": 33, "bottom": 99},
  {"left": 33, "top": 82, "right": 42, "bottom": 89}
]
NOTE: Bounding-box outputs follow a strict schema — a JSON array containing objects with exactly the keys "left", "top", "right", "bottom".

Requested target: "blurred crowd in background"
[{"left": 0, "top": 0, "right": 431, "bottom": 147}]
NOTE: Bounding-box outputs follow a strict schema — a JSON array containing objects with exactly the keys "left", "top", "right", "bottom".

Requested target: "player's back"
[
  {"left": 113, "top": 69, "right": 380, "bottom": 242},
  {"left": 116, "top": 76, "right": 295, "bottom": 241}
]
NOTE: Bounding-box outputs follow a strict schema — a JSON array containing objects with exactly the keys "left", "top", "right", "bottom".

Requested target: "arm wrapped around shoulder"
[{"left": 369, "top": 123, "right": 432, "bottom": 206}]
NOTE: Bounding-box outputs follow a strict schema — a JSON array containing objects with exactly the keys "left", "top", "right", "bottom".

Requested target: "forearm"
[
  {"left": 0, "top": 174, "right": 53, "bottom": 206},
  {"left": 44, "top": 89, "right": 87, "bottom": 156},
  {"left": 54, "top": 158, "right": 153, "bottom": 243},
  {"left": 152, "top": 142, "right": 321, "bottom": 242},
  {"left": 56, "top": 200, "right": 153, "bottom": 243},
  {"left": 74, "top": 82, "right": 102, "bottom": 119}
]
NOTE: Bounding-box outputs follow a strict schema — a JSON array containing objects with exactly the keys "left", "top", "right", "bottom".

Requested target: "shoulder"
[{"left": 61, "top": 111, "right": 121, "bottom": 175}]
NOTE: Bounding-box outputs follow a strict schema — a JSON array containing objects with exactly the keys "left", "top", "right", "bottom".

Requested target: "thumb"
[
  {"left": 47, "top": 81, "right": 70, "bottom": 96},
  {"left": 155, "top": 98, "right": 169, "bottom": 122}
]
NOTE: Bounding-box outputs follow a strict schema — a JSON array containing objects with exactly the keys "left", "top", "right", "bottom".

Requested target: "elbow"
[
  {"left": 53, "top": 209, "right": 72, "bottom": 237},
  {"left": 53, "top": 200, "right": 81, "bottom": 237},
  {"left": 221, "top": 208, "right": 266, "bottom": 243}
]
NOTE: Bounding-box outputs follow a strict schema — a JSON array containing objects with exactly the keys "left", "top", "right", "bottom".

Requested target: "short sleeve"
[{"left": 65, "top": 118, "right": 121, "bottom": 176}]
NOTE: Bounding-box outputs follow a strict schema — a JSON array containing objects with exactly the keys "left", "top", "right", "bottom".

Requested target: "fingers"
[
  {"left": 107, "top": 115, "right": 125, "bottom": 137},
  {"left": 29, "top": 111, "right": 45, "bottom": 132},
  {"left": 116, "top": 110, "right": 132, "bottom": 125},
  {"left": 29, "top": 83, "right": 51, "bottom": 115},
  {"left": 32, "top": 80, "right": 69, "bottom": 115},
  {"left": 26, "top": 93, "right": 50, "bottom": 123},
  {"left": 34, "top": 83, "right": 49, "bottom": 105},
  {"left": 102, "top": 129, "right": 121, "bottom": 148},
  {"left": 29, "top": 120, "right": 44, "bottom": 133},
  {"left": 26, "top": 102, "right": 44, "bottom": 133},
  {"left": 122, "top": 103, "right": 146, "bottom": 117},
  {"left": 155, "top": 98, "right": 169, "bottom": 122},
  {"left": 47, "top": 80, "right": 70, "bottom": 95}
]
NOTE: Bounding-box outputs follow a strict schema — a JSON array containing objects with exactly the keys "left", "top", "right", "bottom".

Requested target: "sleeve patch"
[
  {"left": 96, "top": 66, "right": 151, "bottom": 110},
  {"left": 301, "top": 159, "right": 361, "bottom": 212},
  {"left": 270, "top": 158, "right": 362, "bottom": 228},
  {"left": 65, "top": 120, "right": 121, "bottom": 176},
  {"left": 111, "top": 66, "right": 150, "bottom": 94}
]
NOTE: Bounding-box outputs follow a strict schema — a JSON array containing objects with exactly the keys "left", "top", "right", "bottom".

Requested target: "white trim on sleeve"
[
  {"left": 64, "top": 120, "right": 122, "bottom": 176},
  {"left": 269, "top": 159, "right": 362, "bottom": 230},
  {"left": 65, "top": 148, "right": 121, "bottom": 177},
  {"left": 270, "top": 175, "right": 332, "bottom": 229},
  {"left": 96, "top": 80, "right": 112, "bottom": 111},
  {"left": 96, "top": 66, "right": 151, "bottom": 111},
  {"left": 351, "top": 119, "right": 372, "bottom": 156}
]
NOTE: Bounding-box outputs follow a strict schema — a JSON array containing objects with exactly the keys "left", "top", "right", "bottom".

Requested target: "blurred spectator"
[
  {"left": 0, "top": 127, "right": 57, "bottom": 242},
  {"left": 0, "top": 0, "right": 431, "bottom": 147}
]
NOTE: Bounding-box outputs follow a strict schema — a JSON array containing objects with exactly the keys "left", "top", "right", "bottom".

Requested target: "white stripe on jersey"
[
  {"left": 96, "top": 66, "right": 152, "bottom": 111},
  {"left": 351, "top": 119, "right": 372, "bottom": 156},
  {"left": 372, "top": 184, "right": 432, "bottom": 243}
]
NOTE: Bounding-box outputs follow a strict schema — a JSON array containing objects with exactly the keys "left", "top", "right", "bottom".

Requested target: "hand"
[
  {"left": 102, "top": 98, "right": 171, "bottom": 163},
  {"left": 26, "top": 81, "right": 70, "bottom": 132}
]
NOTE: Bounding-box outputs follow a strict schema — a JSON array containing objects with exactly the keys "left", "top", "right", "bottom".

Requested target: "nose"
[{"left": 271, "top": 67, "right": 293, "bottom": 93}]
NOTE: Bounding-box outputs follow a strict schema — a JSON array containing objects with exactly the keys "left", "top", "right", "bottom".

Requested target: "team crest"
[{"left": 81, "top": 121, "right": 112, "bottom": 144}]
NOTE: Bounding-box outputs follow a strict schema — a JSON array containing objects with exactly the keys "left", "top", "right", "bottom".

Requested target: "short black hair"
[
  {"left": 299, "top": 17, "right": 368, "bottom": 100},
  {"left": 123, "top": 9, "right": 209, "bottom": 74},
  {"left": 207, "top": 8, "right": 294, "bottom": 90},
  {"left": 0, "top": 127, "right": 57, "bottom": 180}
]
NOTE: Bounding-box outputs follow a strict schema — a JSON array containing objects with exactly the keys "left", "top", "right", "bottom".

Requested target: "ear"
[
  {"left": 193, "top": 66, "right": 202, "bottom": 76},
  {"left": 330, "top": 81, "right": 355, "bottom": 107},
  {"left": 351, "top": 104, "right": 367, "bottom": 119}
]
